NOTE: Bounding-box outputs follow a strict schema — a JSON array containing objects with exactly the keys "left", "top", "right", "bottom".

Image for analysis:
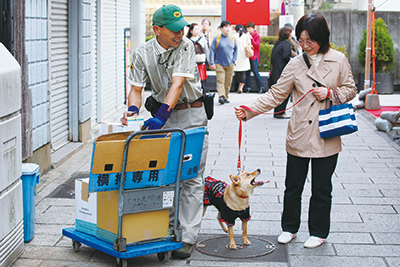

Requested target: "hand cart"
[{"left": 63, "top": 128, "right": 194, "bottom": 267}]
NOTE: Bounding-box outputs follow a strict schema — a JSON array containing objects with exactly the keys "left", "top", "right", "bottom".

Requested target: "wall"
[
  {"left": 25, "top": 0, "right": 51, "bottom": 151},
  {"left": 317, "top": 10, "right": 399, "bottom": 90}
]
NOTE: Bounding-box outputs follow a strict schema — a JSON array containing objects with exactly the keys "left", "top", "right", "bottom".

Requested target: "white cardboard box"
[
  {"left": 75, "top": 178, "right": 97, "bottom": 236},
  {"left": 100, "top": 122, "right": 140, "bottom": 135}
]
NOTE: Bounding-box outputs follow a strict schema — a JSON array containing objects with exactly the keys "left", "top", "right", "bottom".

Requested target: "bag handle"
[{"left": 303, "top": 52, "right": 321, "bottom": 87}]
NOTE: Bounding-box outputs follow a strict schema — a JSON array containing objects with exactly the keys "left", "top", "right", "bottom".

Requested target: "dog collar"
[{"left": 238, "top": 195, "right": 248, "bottom": 199}]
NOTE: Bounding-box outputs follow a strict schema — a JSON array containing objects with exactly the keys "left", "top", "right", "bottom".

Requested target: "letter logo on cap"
[{"left": 174, "top": 11, "right": 181, "bottom": 18}]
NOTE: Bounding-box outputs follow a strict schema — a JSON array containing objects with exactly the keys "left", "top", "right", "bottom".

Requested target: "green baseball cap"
[{"left": 152, "top": 5, "right": 190, "bottom": 32}]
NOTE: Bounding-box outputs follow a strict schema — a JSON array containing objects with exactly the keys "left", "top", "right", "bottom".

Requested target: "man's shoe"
[
  {"left": 224, "top": 98, "right": 230, "bottom": 103},
  {"left": 304, "top": 236, "right": 326, "bottom": 248},
  {"left": 277, "top": 232, "right": 296, "bottom": 244},
  {"left": 258, "top": 87, "right": 265, "bottom": 94},
  {"left": 171, "top": 242, "right": 193, "bottom": 259},
  {"left": 245, "top": 87, "right": 251, "bottom": 93},
  {"left": 218, "top": 96, "right": 225, "bottom": 105}
]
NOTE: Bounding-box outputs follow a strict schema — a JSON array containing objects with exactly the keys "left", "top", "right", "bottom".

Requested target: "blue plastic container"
[{"left": 21, "top": 163, "right": 40, "bottom": 242}]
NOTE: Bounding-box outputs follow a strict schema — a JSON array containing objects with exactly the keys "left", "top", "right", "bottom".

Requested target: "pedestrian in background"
[
  {"left": 235, "top": 13, "right": 357, "bottom": 249},
  {"left": 201, "top": 18, "right": 212, "bottom": 48},
  {"left": 245, "top": 22, "right": 265, "bottom": 94},
  {"left": 271, "top": 26, "right": 293, "bottom": 119},
  {"left": 187, "top": 23, "right": 209, "bottom": 91},
  {"left": 233, "top": 24, "right": 251, "bottom": 94},
  {"left": 209, "top": 20, "right": 238, "bottom": 105},
  {"left": 121, "top": 4, "right": 209, "bottom": 259},
  {"left": 284, "top": 23, "right": 301, "bottom": 57}
]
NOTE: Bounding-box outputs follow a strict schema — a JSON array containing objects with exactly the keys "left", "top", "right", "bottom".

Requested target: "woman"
[
  {"left": 233, "top": 24, "right": 251, "bottom": 93},
  {"left": 234, "top": 13, "right": 357, "bottom": 248},
  {"left": 270, "top": 26, "right": 292, "bottom": 118},
  {"left": 187, "top": 23, "right": 210, "bottom": 90}
]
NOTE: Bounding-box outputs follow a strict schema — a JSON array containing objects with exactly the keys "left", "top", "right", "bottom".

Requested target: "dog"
[{"left": 203, "top": 169, "right": 268, "bottom": 249}]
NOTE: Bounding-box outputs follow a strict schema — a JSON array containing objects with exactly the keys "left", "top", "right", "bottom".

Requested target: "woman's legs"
[
  {"left": 281, "top": 153, "right": 310, "bottom": 234},
  {"left": 236, "top": 71, "right": 246, "bottom": 93},
  {"left": 309, "top": 154, "right": 338, "bottom": 238}
]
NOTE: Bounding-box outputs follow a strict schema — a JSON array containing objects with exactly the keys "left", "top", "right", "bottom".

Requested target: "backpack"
[
  {"left": 193, "top": 37, "right": 206, "bottom": 64},
  {"left": 216, "top": 34, "right": 235, "bottom": 49}
]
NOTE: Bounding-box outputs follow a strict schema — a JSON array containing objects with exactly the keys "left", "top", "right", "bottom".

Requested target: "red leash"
[
  {"left": 239, "top": 88, "right": 316, "bottom": 115},
  {"left": 237, "top": 120, "right": 243, "bottom": 173},
  {"left": 236, "top": 88, "right": 316, "bottom": 172}
]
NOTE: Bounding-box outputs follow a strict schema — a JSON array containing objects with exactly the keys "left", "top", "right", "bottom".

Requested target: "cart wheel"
[
  {"left": 72, "top": 240, "right": 81, "bottom": 252},
  {"left": 116, "top": 258, "right": 128, "bottom": 267},
  {"left": 157, "top": 252, "right": 169, "bottom": 263}
]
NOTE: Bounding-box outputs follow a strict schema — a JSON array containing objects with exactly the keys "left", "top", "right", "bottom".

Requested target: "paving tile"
[
  {"left": 331, "top": 204, "right": 396, "bottom": 214},
  {"left": 372, "top": 233, "right": 400, "bottom": 245},
  {"left": 386, "top": 257, "right": 400, "bottom": 267},
  {"left": 288, "top": 242, "right": 336, "bottom": 256},
  {"left": 290, "top": 255, "right": 386, "bottom": 267},
  {"left": 351, "top": 196, "right": 400, "bottom": 205},
  {"left": 35, "top": 206, "right": 75, "bottom": 225},
  {"left": 27, "top": 234, "right": 62, "bottom": 246},
  {"left": 327, "top": 232, "right": 374, "bottom": 244},
  {"left": 18, "top": 246, "right": 94, "bottom": 261},
  {"left": 334, "top": 244, "right": 400, "bottom": 257},
  {"left": 11, "top": 259, "right": 43, "bottom": 267}
]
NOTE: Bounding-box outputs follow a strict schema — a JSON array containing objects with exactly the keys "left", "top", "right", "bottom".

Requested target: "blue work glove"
[
  {"left": 128, "top": 105, "right": 139, "bottom": 115},
  {"left": 142, "top": 103, "right": 173, "bottom": 130}
]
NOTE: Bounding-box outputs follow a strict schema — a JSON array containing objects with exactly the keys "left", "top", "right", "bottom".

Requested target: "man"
[
  {"left": 201, "top": 18, "right": 212, "bottom": 48},
  {"left": 121, "top": 5, "right": 208, "bottom": 259},
  {"left": 209, "top": 20, "right": 238, "bottom": 105},
  {"left": 245, "top": 22, "right": 265, "bottom": 94}
]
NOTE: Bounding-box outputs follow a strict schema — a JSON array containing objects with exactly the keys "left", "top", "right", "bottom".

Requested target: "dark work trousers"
[
  {"left": 281, "top": 153, "right": 338, "bottom": 238},
  {"left": 274, "top": 94, "right": 290, "bottom": 116}
]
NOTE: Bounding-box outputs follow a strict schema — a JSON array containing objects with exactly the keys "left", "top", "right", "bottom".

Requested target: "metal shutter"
[
  {"left": 101, "top": 0, "right": 117, "bottom": 118},
  {"left": 50, "top": 0, "right": 69, "bottom": 150},
  {"left": 116, "top": 0, "right": 130, "bottom": 108},
  {"left": 91, "top": 0, "right": 98, "bottom": 126}
]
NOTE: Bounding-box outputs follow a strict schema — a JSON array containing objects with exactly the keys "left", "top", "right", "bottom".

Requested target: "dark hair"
[
  {"left": 295, "top": 13, "right": 330, "bottom": 54},
  {"left": 220, "top": 20, "right": 231, "bottom": 28},
  {"left": 284, "top": 23, "right": 294, "bottom": 30},
  {"left": 236, "top": 24, "right": 244, "bottom": 37},
  {"left": 279, "top": 26, "right": 292, "bottom": 41},
  {"left": 187, "top": 23, "right": 199, "bottom": 39},
  {"left": 246, "top": 22, "right": 255, "bottom": 29},
  {"left": 202, "top": 18, "right": 211, "bottom": 26}
]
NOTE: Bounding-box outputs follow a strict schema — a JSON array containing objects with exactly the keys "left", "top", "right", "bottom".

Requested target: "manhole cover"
[
  {"left": 48, "top": 172, "right": 90, "bottom": 198},
  {"left": 195, "top": 235, "right": 276, "bottom": 259}
]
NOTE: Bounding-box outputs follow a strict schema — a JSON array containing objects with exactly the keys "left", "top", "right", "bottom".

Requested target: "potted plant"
[{"left": 358, "top": 17, "right": 395, "bottom": 94}]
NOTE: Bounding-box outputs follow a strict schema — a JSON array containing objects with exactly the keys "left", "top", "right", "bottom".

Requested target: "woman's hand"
[
  {"left": 234, "top": 107, "right": 246, "bottom": 120},
  {"left": 312, "top": 87, "right": 330, "bottom": 101}
]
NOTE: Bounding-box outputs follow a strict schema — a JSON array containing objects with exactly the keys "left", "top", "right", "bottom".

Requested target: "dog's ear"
[{"left": 229, "top": 175, "right": 241, "bottom": 185}]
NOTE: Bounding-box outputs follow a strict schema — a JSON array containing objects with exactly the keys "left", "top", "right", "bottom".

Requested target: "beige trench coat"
[{"left": 244, "top": 48, "right": 357, "bottom": 158}]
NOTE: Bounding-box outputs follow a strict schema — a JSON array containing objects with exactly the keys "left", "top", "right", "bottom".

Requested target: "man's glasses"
[{"left": 298, "top": 40, "right": 316, "bottom": 46}]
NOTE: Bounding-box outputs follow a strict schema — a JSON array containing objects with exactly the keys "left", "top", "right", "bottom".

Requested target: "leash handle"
[{"left": 239, "top": 88, "right": 316, "bottom": 115}]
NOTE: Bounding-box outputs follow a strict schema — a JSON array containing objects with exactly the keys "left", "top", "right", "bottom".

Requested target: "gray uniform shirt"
[{"left": 127, "top": 36, "right": 203, "bottom": 104}]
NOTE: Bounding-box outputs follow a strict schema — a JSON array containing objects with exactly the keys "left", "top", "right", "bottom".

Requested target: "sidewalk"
[{"left": 12, "top": 92, "right": 400, "bottom": 267}]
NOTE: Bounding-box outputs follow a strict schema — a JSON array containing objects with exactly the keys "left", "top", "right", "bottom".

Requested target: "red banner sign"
[{"left": 226, "top": 0, "right": 270, "bottom": 26}]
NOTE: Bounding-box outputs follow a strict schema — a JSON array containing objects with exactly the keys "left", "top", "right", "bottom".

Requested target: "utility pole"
[{"left": 364, "top": 0, "right": 373, "bottom": 90}]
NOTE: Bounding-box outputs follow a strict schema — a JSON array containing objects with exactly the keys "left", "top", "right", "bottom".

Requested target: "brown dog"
[{"left": 203, "top": 169, "right": 268, "bottom": 249}]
